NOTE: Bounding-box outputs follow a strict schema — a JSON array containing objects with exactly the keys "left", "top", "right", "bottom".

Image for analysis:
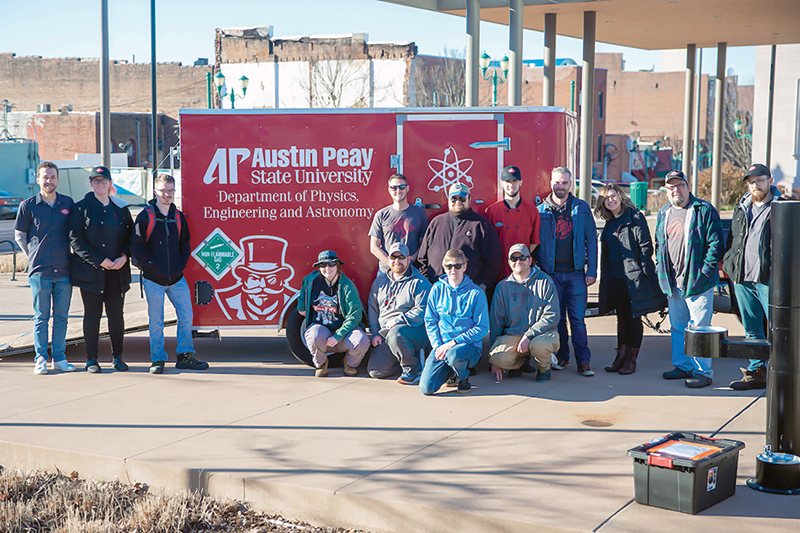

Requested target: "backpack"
[{"left": 142, "top": 204, "right": 183, "bottom": 242}]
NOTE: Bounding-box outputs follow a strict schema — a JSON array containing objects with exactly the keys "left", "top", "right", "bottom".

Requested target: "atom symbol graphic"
[{"left": 426, "top": 146, "right": 474, "bottom": 193}]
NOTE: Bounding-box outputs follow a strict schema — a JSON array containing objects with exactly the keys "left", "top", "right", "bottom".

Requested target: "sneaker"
[
  {"left": 113, "top": 357, "right": 129, "bottom": 372},
  {"left": 686, "top": 375, "right": 713, "bottom": 389},
  {"left": 445, "top": 371, "right": 458, "bottom": 387},
  {"left": 397, "top": 371, "right": 420, "bottom": 385},
  {"left": 536, "top": 370, "right": 551, "bottom": 382},
  {"left": 86, "top": 360, "right": 101, "bottom": 373},
  {"left": 663, "top": 367, "right": 693, "bottom": 380},
  {"left": 149, "top": 361, "right": 165, "bottom": 374},
  {"left": 457, "top": 377, "right": 472, "bottom": 394},
  {"left": 578, "top": 363, "right": 595, "bottom": 377},
  {"left": 175, "top": 353, "right": 209, "bottom": 371},
  {"left": 315, "top": 360, "right": 328, "bottom": 377},
  {"left": 34, "top": 356, "right": 48, "bottom": 375},
  {"left": 551, "top": 359, "right": 569, "bottom": 371},
  {"left": 508, "top": 368, "right": 523, "bottom": 378},
  {"left": 51, "top": 359, "right": 75, "bottom": 372},
  {"left": 729, "top": 366, "right": 767, "bottom": 390},
  {"left": 343, "top": 361, "right": 357, "bottom": 376}
]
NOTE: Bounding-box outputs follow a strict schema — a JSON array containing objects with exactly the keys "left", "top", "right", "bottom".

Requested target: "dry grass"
[
  {"left": 0, "top": 468, "right": 370, "bottom": 533},
  {"left": 0, "top": 253, "right": 27, "bottom": 274}
]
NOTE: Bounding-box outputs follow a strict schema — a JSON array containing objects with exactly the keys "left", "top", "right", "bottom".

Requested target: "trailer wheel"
[{"left": 285, "top": 308, "right": 344, "bottom": 368}]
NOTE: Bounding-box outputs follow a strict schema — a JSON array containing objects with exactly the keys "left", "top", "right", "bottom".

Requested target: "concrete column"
[
  {"left": 543, "top": 13, "right": 556, "bottom": 106},
  {"left": 150, "top": 0, "right": 158, "bottom": 173},
  {"left": 711, "top": 42, "right": 726, "bottom": 209},
  {"left": 508, "top": 0, "right": 523, "bottom": 106},
  {"left": 579, "top": 11, "right": 596, "bottom": 205},
  {"left": 100, "top": 0, "right": 111, "bottom": 168},
  {"left": 692, "top": 48, "right": 703, "bottom": 195},
  {"left": 766, "top": 44, "right": 776, "bottom": 167},
  {"left": 466, "top": 0, "right": 480, "bottom": 107},
  {"left": 682, "top": 44, "right": 696, "bottom": 179}
]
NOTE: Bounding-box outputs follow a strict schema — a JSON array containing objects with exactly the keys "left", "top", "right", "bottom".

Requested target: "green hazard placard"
[{"left": 191, "top": 228, "right": 243, "bottom": 281}]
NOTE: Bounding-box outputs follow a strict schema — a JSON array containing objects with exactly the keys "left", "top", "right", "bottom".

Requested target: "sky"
[{"left": 3, "top": 0, "right": 755, "bottom": 84}]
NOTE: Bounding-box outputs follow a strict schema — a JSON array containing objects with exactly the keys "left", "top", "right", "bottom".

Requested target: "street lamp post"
[
  {"left": 213, "top": 72, "right": 249, "bottom": 109},
  {"left": 479, "top": 52, "right": 509, "bottom": 107}
]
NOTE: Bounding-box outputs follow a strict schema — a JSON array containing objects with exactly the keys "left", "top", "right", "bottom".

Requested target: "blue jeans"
[
  {"left": 668, "top": 287, "right": 714, "bottom": 377},
  {"left": 143, "top": 277, "right": 195, "bottom": 362},
  {"left": 419, "top": 343, "right": 481, "bottom": 395},
  {"left": 29, "top": 274, "right": 72, "bottom": 362},
  {"left": 552, "top": 270, "right": 591, "bottom": 365},
  {"left": 733, "top": 282, "right": 769, "bottom": 371}
]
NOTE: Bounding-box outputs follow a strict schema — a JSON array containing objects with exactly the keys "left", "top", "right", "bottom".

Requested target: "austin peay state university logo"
[{"left": 215, "top": 236, "right": 299, "bottom": 322}]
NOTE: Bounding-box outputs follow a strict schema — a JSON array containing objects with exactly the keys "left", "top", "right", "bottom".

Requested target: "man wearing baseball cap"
[
  {"left": 417, "top": 182, "right": 502, "bottom": 291},
  {"left": 486, "top": 165, "right": 541, "bottom": 279},
  {"left": 366, "top": 242, "right": 432, "bottom": 385},
  {"left": 722, "top": 163, "right": 779, "bottom": 390},
  {"left": 488, "top": 244, "right": 560, "bottom": 383},
  {"left": 655, "top": 170, "right": 724, "bottom": 388}
]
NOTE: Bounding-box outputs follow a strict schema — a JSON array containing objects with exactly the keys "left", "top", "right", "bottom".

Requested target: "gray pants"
[{"left": 367, "top": 324, "right": 429, "bottom": 379}]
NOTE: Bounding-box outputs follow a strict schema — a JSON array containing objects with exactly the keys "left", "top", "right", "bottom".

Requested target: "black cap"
[
  {"left": 501, "top": 165, "right": 522, "bottom": 181},
  {"left": 744, "top": 163, "right": 771, "bottom": 180},
  {"left": 665, "top": 170, "right": 688, "bottom": 184},
  {"left": 89, "top": 166, "right": 112, "bottom": 180}
]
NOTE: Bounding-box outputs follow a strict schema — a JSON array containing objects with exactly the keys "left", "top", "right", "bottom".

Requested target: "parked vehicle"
[{"left": 0, "top": 190, "right": 22, "bottom": 219}]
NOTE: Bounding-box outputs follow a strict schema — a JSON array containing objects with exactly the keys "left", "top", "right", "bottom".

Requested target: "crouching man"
[
  {"left": 367, "top": 243, "right": 432, "bottom": 385},
  {"left": 420, "top": 249, "right": 489, "bottom": 395},
  {"left": 489, "top": 244, "right": 560, "bottom": 383}
]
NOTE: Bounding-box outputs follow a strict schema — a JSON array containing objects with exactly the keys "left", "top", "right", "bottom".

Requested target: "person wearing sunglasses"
[
  {"left": 298, "top": 250, "right": 369, "bottom": 377},
  {"left": 417, "top": 182, "right": 501, "bottom": 292},
  {"left": 488, "top": 244, "right": 560, "bottom": 383},
  {"left": 420, "top": 249, "right": 489, "bottom": 395},
  {"left": 655, "top": 170, "right": 724, "bottom": 389},
  {"left": 369, "top": 173, "right": 429, "bottom": 274},
  {"left": 722, "top": 163, "right": 780, "bottom": 390},
  {"left": 366, "top": 242, "right": 432, "bottom": 385}
]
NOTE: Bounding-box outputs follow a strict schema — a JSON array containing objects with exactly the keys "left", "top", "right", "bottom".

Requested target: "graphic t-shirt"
[
  {"left": 553, "top": 198, "right": 574, "bottom": 273},
  {"left": 666, "top": 201, "right": 691, "bottom": 289},
  {"left": 368, "top": 205, "right": 429, "bottom": 272},
  {"left": 310, "top": 275, "right": 343, "bottom": 332}
]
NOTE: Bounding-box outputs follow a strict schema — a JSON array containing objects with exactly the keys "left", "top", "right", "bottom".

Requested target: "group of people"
[
  {"left": 18, "top": 159, "right": 777, "bottom": 394},
  {"left": 15, "top": 162, "right": 209, "bottom": 375}
]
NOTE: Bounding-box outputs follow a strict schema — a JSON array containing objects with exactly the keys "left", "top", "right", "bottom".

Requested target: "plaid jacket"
[{"left": 654, "top": 195, "right": 724, "bottom": 298}]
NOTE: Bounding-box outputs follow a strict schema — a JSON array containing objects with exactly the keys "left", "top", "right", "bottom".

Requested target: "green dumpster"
[{"left": 630, "top": 180, "right": 648, "bottom": 210}]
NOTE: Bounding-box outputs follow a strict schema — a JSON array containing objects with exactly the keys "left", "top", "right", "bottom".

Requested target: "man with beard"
[
  {"left": 367, "top": 243, "right": 432, "bottom": 385},
  {"left": 655, "top": 170, "right": 724, "bottom": 388},
  {"left": 722, "top": 164, "right": 779, "bottom": 390},
  {"left": 486, "top": 165, "right": 541, "bottom": 279},
  {"left": 536, "top": 167, "right": 598, "bottom": 377},
  {"left": 131, "top": 174, "right": 209, "bottom": 374},
  {"left": 417, "top": 182, "right": 501, "bottom": 291},
  {"left": 369, "top": 173, "right": 429, "bottom": 273},
  {"left": 15, "top": 161, "right": 76, "bottom": 375}
]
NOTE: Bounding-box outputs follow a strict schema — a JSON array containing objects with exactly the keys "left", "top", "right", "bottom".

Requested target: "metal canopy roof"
[{"left": 379, "top": 0, "right": 800, "bottom": 50}]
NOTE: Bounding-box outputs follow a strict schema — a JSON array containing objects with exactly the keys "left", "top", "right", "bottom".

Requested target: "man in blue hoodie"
[
  {"left": 722, "top": 164, "right": 779, "bottom": 390},
  {"left": 489, "top": 244, "right": 560, "bottom": 383},
  {"left": 420, "top": 249, "right": 489, "bottom": 395},
  {"left": 367, "top": 242, "right": 432, "bottom": 385}
]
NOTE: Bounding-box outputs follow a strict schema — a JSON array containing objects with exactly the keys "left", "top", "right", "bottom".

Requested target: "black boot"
[
  {"left": 605, "top": 345, "right": 628, "bottom": 372},
  {"left": 619, "top": 347, "right": 640, "bottom": 375}
]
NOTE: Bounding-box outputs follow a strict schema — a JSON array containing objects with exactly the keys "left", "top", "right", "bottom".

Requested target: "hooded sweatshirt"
[
  {"left": 368, "top": 265, "right": 432, "bottom": 336},
  {"left": 490, "top": 266, "right": 560, "bottom": 342},
  {"left": 424, "top": 274, "right": 489, "bottom": 351}
]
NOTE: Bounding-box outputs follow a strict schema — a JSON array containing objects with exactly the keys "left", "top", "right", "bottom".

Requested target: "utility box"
[{"left": 628, "top": 432, "right": 745, "bottom": 514}]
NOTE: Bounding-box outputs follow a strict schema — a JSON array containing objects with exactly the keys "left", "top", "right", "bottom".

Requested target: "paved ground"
[{"left": 1, "top": 271, "right": 797, "bottom": 533}]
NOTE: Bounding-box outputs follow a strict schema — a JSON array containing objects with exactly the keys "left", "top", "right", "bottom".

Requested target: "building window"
[
  {"left": 597, "top": 134, "right": 603, "bottom": 163},
  {"left": 795, "top": 79, "right": 800, "bottom": 158},
  {"left": 598, "top": 91, "right": 604, "bottom": 119}
]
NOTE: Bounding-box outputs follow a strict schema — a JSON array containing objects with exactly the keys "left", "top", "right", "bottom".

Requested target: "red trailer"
[{"left": 179, "top": 107, "right": 577, "bottom": 364}]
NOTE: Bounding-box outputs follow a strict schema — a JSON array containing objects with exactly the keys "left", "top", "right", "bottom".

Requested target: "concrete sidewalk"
[{"left": 1, "top": 274, "right": 797, "bottom": 532}]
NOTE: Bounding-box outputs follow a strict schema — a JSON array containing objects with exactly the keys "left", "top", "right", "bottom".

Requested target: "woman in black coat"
[
  {"left": 68, "top": 167, "right": 134, "bottom": 373},
  {"left": 594, "top": 183, "right": 665, "bottom": 374}
]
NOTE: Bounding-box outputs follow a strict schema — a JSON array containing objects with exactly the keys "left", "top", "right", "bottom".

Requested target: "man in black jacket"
[
  {"left": 722, "top": 163, "right": 779, "bottom": 390},
  {"left": 417, "top": 182, "right": 501, "bottom": 291},
  {"left": 131, "top": 174, "right": 208, "bottom": 374}
]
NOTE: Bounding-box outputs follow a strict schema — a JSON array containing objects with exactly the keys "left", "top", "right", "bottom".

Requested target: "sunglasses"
[
  {"left": 444, "top": 263, "right": 464, "bottom": 271},
  {"left": 390, "top": 254, "right": 406, "bottom": 261},
  {"left": 450, "top": 195, "right": 467, "bottom": 203},
  {"left": 318, "top": 261, "right": 338, "bottom": 268},
  {"left": 389, "top": 184, "right": 408, "bottom": 191},
  {"left": 746, "top": 177, "right": 769, "bottom": 186},
  {"left": 509, "top": 255, "right": 529, "bottom": 263}
]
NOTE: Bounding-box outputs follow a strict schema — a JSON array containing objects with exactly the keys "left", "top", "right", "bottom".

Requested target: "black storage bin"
[{"left": 627, "top": 432, "right": 745, "bottom": 514}]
